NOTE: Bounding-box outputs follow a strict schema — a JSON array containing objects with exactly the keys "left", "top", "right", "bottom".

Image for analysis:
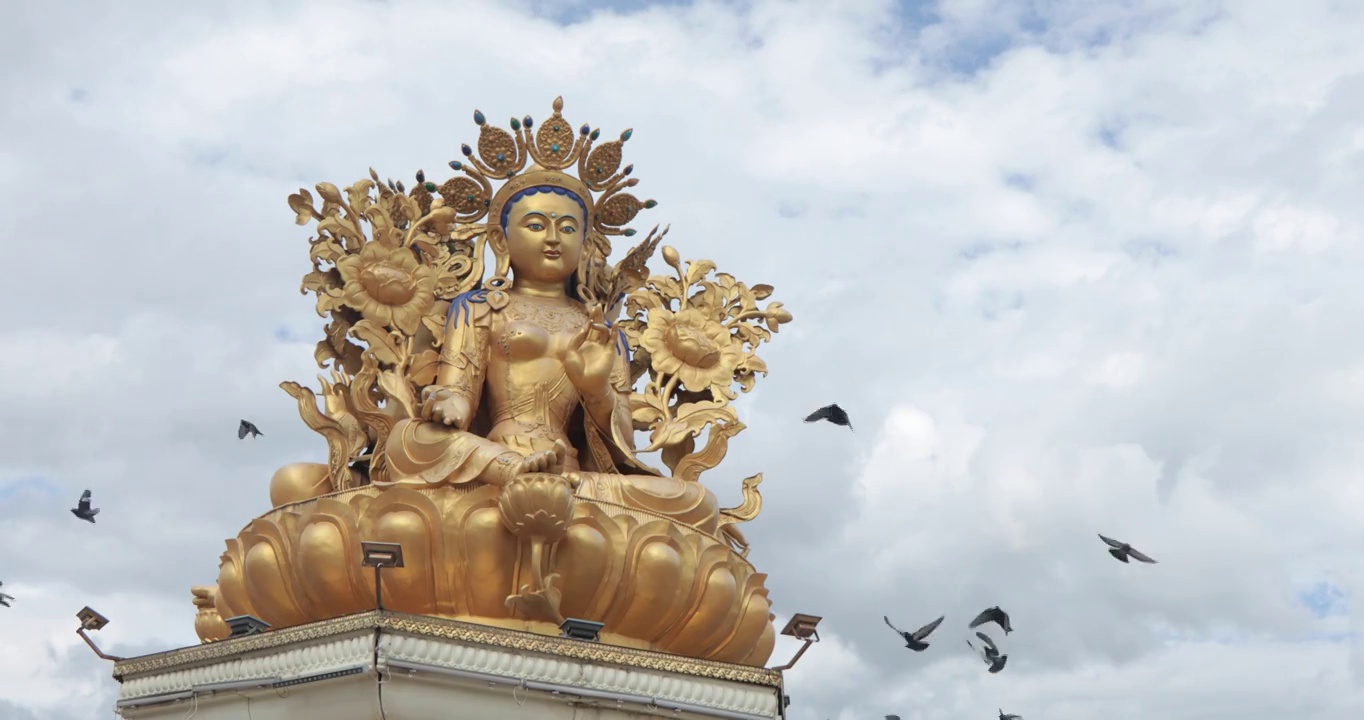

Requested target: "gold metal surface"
[
  {"left": 125, "top": 610, "right": 783, "bottom": 687},
  {"left": 192, "top": 98, "right": 792, "bottom": 667}
]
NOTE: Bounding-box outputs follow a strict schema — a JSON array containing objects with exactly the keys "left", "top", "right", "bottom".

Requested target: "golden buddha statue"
[{"left": 199, "top": 98, "right": 793, "bottom": 667}]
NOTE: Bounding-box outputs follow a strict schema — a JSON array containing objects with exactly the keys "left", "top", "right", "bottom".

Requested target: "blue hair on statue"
[{"left": 499, "top": 185, "right": 589, "bottom": 230}]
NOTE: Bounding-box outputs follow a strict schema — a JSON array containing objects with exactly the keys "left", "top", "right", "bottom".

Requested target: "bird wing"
[
  {"left": 974, "top": 631, "right": 999, "bottom": 654},
  {"left": 912, "top": 615, "right": 945, "bottom": 641},
  {"left": 883, "top": 615, "right": 907, "bottom": 637},
  {"left": 89, "top": 508, "right": 100, "bottom": 517},
  {"left": 77, "top": 490, "right": 91, "bottom": 511},
  {"left": 1128, "top": 546, "right": 1157, "bottom": 564},
  {"left": 1098, "top": 533, "right": 1125, "bottom": 549},
  {"left": 238, "top": 422, "right": 248, "bottom": 439},
  {"left": 804, "top": 407, "right": 831, "bottom": 423},
  {"left": 968, "top": 608, "right": 995, "bottom": 628}
]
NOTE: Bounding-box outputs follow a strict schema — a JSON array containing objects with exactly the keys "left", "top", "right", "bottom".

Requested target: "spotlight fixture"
[
  {"left": 771, "top": 613, "right": 822, "bottom": 672},
  {"left": 225, "top": 614, "right": 271, "bottom": 638},
  {"left": 75, "top": 606, "right": 123, "bottom": 661},
  {"left": 360, "top": 541, "right": 405, "bottom": 611},
  {"left": 559, "top": 618, "right": 605, "bottom": 642}
]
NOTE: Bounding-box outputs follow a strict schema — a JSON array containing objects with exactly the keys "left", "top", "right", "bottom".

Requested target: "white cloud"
[{"left": 2, "top": 0, "right": 1363, "bottom": 717}]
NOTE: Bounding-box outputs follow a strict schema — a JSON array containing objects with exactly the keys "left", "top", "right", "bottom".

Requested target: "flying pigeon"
[
  {"left": 0, "top": 581, "right": 12, "bottom": 608},
  {"left": 967, "top": 631, "right": 1008, "bottom": 673},
  {"left": 804, "top": 404, "right": 852, "bottom": 430},
  {"left": 883, "top": 614, "right": 945, "bottom": 651},
  {"left": 238, "top": 419, "right": 263, "bottom": 439},
  {"left": 968, "top": 605, "right": 1013, "bottom": 635},
  {"left": 1098, "top": 534, "right": 1157, "bottom": 564},
  {"left": 71, "top": 489, "right": 99, "bottom": 523},
  {"left": 999, "top": 710, "right": 1022, "bottom": 720}
]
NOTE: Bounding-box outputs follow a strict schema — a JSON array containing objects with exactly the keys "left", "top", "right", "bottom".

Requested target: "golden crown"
[{"left": 432, "top": 96, "right": 657, "bottom": 242}]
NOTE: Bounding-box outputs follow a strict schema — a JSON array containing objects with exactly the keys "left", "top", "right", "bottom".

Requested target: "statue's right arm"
[{"left": 430, "top": 292, "right": 493, "bottom": 430}]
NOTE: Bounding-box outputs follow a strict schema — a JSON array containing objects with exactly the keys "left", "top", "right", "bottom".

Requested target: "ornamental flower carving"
[
  {"left": 639, "top": 307, "right": 742, "bottom": 394},
  {"left": 336, "top": 241, "right": 436, "bottom": 335},
  {"left": 497, "top": 473, "right": 576, "bottom": 542}
]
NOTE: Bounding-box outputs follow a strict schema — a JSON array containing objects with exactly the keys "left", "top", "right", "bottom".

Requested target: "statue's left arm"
[{"left": 582, "top": 328, "right": 642, "bottom": 458}]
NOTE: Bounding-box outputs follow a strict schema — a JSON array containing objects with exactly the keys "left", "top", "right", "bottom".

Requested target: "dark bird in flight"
[
  {"left": 71, "top": 489, "right": 99, "bottom": 523},
  {"left": 804, "top": 404, "right": 852, "bottom": 430},
  {"left": 999, "top": 709, "right": 1022, "bottom": 720},
  {"left": 238, "top": 419, "right": 263, "bottom": 439},
  {"left": 968, "top": 605, "right": 1013, "bottom": 635},
  {"left": 968, "top": 631, "right": 1008, "bottom": 673},
  {"left": 1098, "top": 534, "right": 1157, "bottom": 564},
  {"left": 886, "top": 716, "right": 902, "bottom": 720},
  {"left": 883, "top": 614, "right": 945, "bottom": 651},
  {"left": 0, "top": 581, "right": 12, "bottom": 608}
]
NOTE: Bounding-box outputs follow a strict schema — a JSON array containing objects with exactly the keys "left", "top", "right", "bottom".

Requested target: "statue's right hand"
[{"left": 420, "top": 386, "right": 470, "bottom": 427}]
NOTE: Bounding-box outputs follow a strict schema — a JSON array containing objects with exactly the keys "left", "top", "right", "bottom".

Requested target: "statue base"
[{"left": 113, "top": 611, "right": 785, "bottom": 720}]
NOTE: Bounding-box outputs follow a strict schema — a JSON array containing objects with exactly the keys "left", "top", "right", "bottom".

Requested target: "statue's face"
[{"left": 504, "top": 191, "right": 585, "bottom": 286}]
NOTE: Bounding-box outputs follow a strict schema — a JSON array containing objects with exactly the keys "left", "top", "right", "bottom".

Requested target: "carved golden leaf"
[
  {"left": 408, "top": 349, "right": 440, "bottom": 387},
  {"left": 344, "top": 179, "right": 375, "bottom": 215},
  {"left": 349, "top": 319, "right": 403, "bottom": 366},
  {"left": 377, "top": 370, "right": 417, "bottom": 419},
  {"left": 629, "top": 393, "right": 664, "bottom": 430},
  {"left": 288, "top": 190, "right": 317, "bottom": 225}
]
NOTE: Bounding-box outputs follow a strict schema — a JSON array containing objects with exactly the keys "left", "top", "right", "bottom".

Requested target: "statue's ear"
[
  {"left": 487, "top": 225, "right": 508, "bottom": 255},
  {"left": 486, "top": 227, "right": 510, "bottom": 279}
]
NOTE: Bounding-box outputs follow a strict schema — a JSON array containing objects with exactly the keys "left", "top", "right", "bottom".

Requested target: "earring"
[{"left": 485, "top": 275, "right": 512, "bottom": 311}]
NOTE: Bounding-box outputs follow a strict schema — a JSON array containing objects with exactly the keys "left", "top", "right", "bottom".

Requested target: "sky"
[{"left": 1, "top": 0, "right": 1363, "bottom": 717}]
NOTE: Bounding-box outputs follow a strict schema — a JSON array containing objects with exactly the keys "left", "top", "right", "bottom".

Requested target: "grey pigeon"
[
  {"left": 804, "top": 404, "right": 853, "bottom": 430},
  {"left": 887, "top": 716, "right": 902, "bottom": 720},
  {"left": 0, "top": 581, "right": 12, "bottom": 608},
  {"left": 238, "top": 419, "right": 263, "bottom": 439},
  {"left": 1099, "top": 533, "right": 1157, "bottom": 564},
  {"left": 883, "top": 614, "right": 944, "bottom": 651},
  {"left": 968, "top": 605, "right": 1013, "bottom": 635},
  {"left": 967, "top": 631, "right": 1008, "bottom": 673},
  {"left": 71, "top": 489, "right": 99, "bottom": 523},
  {"left": 999, "top": 710, "right": 1022, "bottom": 720}
]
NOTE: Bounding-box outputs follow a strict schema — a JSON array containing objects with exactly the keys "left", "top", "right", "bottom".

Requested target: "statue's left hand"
[{"left": 561, "top": 303, "right": 615, "bottom": 401}]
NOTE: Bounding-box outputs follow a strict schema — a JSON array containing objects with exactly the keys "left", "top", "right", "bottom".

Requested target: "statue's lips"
[{"left": 542, "top": 249, "right": 562, "bottom": 259}]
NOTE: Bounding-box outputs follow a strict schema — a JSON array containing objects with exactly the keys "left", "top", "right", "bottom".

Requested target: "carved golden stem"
[{"left": 529, "top": 536, "right": 548, "bottom": 590}]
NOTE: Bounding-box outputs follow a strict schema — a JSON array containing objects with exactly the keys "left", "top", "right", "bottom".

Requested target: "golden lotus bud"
[
  {"left": 498, "top": 473, "right": 576, "bottom": 542},
  {"left": 191, "top": 585, "right": 229, "bottom": 643},
  {"left": 662, "top": 245, "right": 681, "bottom": 271},
  {"left": 315, "top": 181, "right": 343, "bottom": 204}
]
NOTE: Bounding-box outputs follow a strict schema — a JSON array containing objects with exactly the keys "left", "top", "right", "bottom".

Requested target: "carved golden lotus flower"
[
  {"left": 641, "top": 308, "right": 742, "bottom": 393},
  {"left": 191, "top": 585, "right": 228, "bottom": 643},
  {"left": 336, "top": 242, "right": 436, "bottom": 334},
  {"left": 210, "top": 485, "right": 776, "bottom": 666},
  {"left": 497, "top": 473, "right": 575, "bottom": 542}
]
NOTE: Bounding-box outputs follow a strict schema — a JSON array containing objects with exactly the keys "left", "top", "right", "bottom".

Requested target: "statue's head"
[
  {"left": 489, "top": 174, "right": 592, "bottom": 294},
  {"left": 441, "top": 97, "right": 657, "bottom": 306}
]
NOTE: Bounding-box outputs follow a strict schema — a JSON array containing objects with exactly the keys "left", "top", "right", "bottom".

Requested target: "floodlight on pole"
[
  {"left": 770, "top": 612, "right": 822, "bottom": 672},
  {"left": 360, "top": 541, "right": 405, "bottom": 611},
  {"left": 75, "top": 606, "right": 124, "bottom": 662}
]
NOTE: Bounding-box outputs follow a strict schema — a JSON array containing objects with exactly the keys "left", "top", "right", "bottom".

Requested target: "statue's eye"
[
  {"left": 527, "top": 222, "right": 545, "bottom": 231},
  {"left": 561, "top": 225, "right": 577, "bottom": 234}
]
